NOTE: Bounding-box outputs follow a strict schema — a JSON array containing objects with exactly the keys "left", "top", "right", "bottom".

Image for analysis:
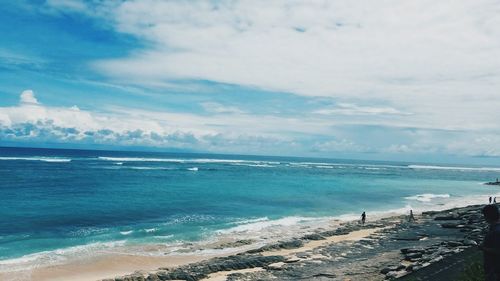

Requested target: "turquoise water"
[{"left": 1, "top": 147, "right": 499, "bottom": 270}]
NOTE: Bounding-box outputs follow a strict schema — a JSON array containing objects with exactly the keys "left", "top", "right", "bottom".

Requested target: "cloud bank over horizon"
[{"left": 1, "top": 90, "right": 499, "bottom": 160}]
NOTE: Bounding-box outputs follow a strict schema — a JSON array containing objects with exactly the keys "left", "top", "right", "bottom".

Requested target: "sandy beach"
[
  {"left": 0, "top": 215, "right": 391, "bottom": 281},
  {"left": 1, "top": 203, "right": 490, "bottom": 281}
]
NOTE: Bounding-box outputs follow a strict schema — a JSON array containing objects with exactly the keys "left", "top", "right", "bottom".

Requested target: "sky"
[{"left": 1, "top": 0, "right": 500, "bottom": 164}]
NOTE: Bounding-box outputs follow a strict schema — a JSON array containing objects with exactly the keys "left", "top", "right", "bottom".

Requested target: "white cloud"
[
  {"left": 312, "top": 139, "right": 369, "bottom": 153},
  {"left": 0, "top": 91, "right": 322, "bottom": 154},
  {"left": 2, "top": 90, "right": 500, "bottom": 158},
  {"left": 384, "top": 144, "right": 411, "bottom": 154},
  {"left": 42, "top": 0, "right": 500, "bottom": 134},
  {"left": 20, "top": 90, "right": 39, "bottom": 105},
  {"left": 11, "top": 0, "right": 500, "bottom": 159},
  {"left": 314, "top": 103, "right": 409, "bottom": 116},
  {"left": 201, "top": 102, "right": 245, "bottom": 114}
]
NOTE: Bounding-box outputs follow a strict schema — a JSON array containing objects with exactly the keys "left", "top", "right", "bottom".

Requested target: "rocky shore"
[
  {"left": 104, "top": 204, "right": 489, "bottom": 281},
  {"left": 484, "top": 180, "right": 500, "bottom": 186}
]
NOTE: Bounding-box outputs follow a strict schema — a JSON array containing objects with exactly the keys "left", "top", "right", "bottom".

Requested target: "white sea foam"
[
  {"left": 232, "top": 163, "right": 275, "bottom": 168},
  {"left": 290, "top": 161, "right": 335, "bottom": 166},
  {"left": 162, "top": 214, "right": 217, "bottom": 225},
  {"left": 0, "top": 240, "right": 126, "bottom": 272},
  {"left": 101, "top": 165, "right": 173, "bottom": 170},
  {"left": 187, "top": 167, "right": 198, "bottom": 171},
  {"left": 128, "top": 166, "right": 173, "bottom": 170},
  {"left": 153, "top": 235, "right": 174, "bottom": 240},
  {"left": 98, "top": 156, "right": 185, "bottom": 162},
  {"left": 97, "top": 156, "right": 277, "bottom": 165},
  {"left": 0, "top": 156, "right": 71, "bottom": 162},
  {"left": 217, "top": 216, "right": 323, "bottom": 234},
  {"left": 120, "top": 230, "right": 133, "bottom": 235},
  {"left": 232, "top": 217, "right": 269, "bottom": 225},
  {"left": 408, "top": 164, "right": 500, "bottom": 172},
  {"left": 144, "top": 228, "right": 158, "bottom": 233},
  {"left": 402, "top": 193, "right": 500, "bottom": 216},
  {"left": 97, "top": 157, "right": 422, "bottom": 172},
  {"left": 289, "top": 161, "right": 405, "bottom": 170},
  {"left": 404, "top": 193, "right": 450, "bottom": 202}
]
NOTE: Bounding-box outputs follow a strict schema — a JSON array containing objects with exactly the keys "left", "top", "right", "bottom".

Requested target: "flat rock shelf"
[{"left": 102, "top": 204, "right": 489, "bottom": 281}]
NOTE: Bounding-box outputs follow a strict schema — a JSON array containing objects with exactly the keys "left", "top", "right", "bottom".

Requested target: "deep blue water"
[{"left": 1, "top": 147, "right": 499, "bottom": 269}]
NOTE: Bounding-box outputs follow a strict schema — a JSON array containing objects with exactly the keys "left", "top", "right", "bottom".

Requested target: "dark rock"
[
  {"left": 215, "top": 239, "right": 254, "bottom": 249},
  {"left": 312, "top": 273, "right": 336, "bottom": 278},
  {"left": 146, "top": 255, "right": 286, "bottom": 281},
  {"left": 434, "top": 216, "right": 459, "bottom": 221},
  {"left": 430, "top": 255, "right": 444, "bottom": 263},
  {"left": 303, "top": 233, "right": 325, "bottom": 240},
  {"left": 247, "top": 240, "right": 303, "bottom": 253},
  {"left": 404, "top": 252, "right": 423, "bottom": 260},
  {"left": 441, "top": 223, "right": 461, "bottom": 228},
  {"left": 146, "top": 274, "right": 160, "bottom": 281},
  {"left": 381, "top": 265, "right": 405, "bottom": 274},
  {"left": 447, "top": 241, "right": 463, "bottom": 247},
  {"left": 485, "top": 181, "right": 500, "bottom": 185},
  {"left": 400, "top": 248, "right": 424, "bottom": 254},
  {"left": 319, "top": 230, "right": 338, "bottom": 237},
  {"left": 411, "top": 265, "right": 423, "bottom": 271},
  {"left": 295, "top": 252, "right": 311, "bottom": 258},
  {"left": 463, "top": 239, "right": 478, "bottom": 246},
  {"left": 394, "top": 234, "right": 422, "bottom": 241},
  {"left": 386, "top": 270, "right": 408, "bottom": 279}
]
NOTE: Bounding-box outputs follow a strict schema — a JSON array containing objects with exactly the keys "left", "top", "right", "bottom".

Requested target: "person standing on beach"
[
  {"left": 480, "top": 204, "right": 500, "bottom": 281},
  {"left": 361, "top": 212, "right": 366, "bottom": 225},
  {"left": 490, "top": 196, "right": 493, "bottom": 204},
  {"left": 409, "top": 210, "right": 415, "bottom": 222},
  {"left": 495, "top": 197, "right": 497, "bottom": 204}
]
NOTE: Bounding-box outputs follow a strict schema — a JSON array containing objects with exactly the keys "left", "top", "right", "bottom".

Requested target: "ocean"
[{"left": 1, "top": 146, "right": 499, "bottom": 272}]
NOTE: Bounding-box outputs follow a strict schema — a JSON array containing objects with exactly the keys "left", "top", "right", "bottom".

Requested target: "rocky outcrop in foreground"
[{"left": 104, "top": 205, "right": 489, "bottom": 281}]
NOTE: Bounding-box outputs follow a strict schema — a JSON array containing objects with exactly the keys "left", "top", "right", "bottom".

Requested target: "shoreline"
[
  {"left": 0, "top": 200, "right": 495, "bottom": 281},
  {"left": 105, "top": 204, "right": 490, "bottom": 280},
  {"left": 0, "top": 212, "right": 398, "bottom": 281}
]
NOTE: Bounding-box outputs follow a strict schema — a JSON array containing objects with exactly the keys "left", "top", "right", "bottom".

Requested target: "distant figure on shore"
[
  {"left": 361, "top": 211, "right": 366, "bottom": 225},
  {"left": 495, "top": 197, "right": 497, "bottom": 204},
  {"left": 480, "top": 204, "right": 500, "bottom": 280},
  {"left": 408, "top": 210, "right": 415, "bottom": 222},
  {"left": 490, "top": 196, "right": 493, "bottom": 204}
]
